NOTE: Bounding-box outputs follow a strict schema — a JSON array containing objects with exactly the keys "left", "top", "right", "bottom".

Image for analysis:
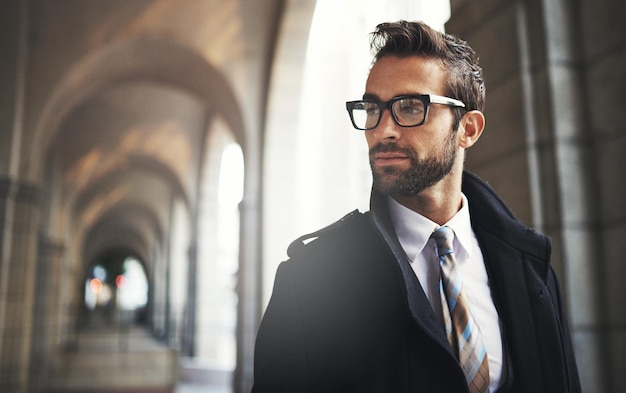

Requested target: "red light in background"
[
  {"left": 115, "top": 275, "right": 127, "bottom": 289},
  {"left": 90, "top": 278, "right": 103, "bottom": 294}
]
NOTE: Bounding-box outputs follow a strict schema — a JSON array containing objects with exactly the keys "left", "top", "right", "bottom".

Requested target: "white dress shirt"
[{"left": 388, "top": 194, "right": 505, "bottom": 392}]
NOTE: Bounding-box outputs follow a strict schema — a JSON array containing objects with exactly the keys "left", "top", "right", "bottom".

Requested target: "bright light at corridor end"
[
  {"left": 218, "top": 143, "right": 244, "bottom": 206},
  {"left": 311, "top": 0, "right": 451, "bottom": 34}
]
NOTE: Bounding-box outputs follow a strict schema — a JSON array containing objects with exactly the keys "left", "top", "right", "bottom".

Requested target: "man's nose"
[{"left": 373, "top": 109, "right": 401, "bottom": 140}]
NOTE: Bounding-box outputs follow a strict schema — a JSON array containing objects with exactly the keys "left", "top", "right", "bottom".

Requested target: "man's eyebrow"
[{"left": 362, "top": 92, "right": 428, "bottom": 100}]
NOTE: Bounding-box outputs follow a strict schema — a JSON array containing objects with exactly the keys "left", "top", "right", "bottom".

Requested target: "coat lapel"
[
  {"left": 463, "top": 169, "right": 553, "bottom": 392},
  {"left": 370, "top": 189, "right": 455, "bottom": 358}
]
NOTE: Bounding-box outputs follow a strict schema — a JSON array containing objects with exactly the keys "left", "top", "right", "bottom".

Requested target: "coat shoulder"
[{"left": 286, "top": 209, "right": 370, "bottom": 259}]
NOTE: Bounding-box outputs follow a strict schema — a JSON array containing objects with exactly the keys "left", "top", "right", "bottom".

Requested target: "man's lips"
[{"left": 371, "top": 152, "right": 409, "bottom": 165}]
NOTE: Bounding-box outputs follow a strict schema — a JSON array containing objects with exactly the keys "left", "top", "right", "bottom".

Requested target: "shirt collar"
[{"left": 388, "top": 193, "right": 474, "bottom": 261}]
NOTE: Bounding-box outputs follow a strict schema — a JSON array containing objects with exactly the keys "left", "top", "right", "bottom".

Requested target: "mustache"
[{"left": 369, "top": 143, "right": 415, "bottom": 157}]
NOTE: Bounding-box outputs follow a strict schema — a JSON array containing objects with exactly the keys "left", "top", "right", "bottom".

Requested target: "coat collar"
[{"left": 461, "top": 171, "right": 551, "bottom": 282}]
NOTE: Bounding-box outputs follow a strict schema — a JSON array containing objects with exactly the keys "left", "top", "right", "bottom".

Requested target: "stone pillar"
[
  {"left": 29, "top": 235, "right": 65, "bottom": 391},
  {"left": 535, "top": 2, "right": 606, "bottom": 391},
  {"left": 448, "top": 0, "right": 614, "bottom": 391},
  {"left": 151, "top": 245, "right": 168, "bottom": 339},
  {"left": 183, "top": 243, "right": 197, "bottom": 357},
  {"left": 0, "top": 178, "right": 40, "bottom": 393},
  {"left": 234, "top": 196, "right": 261, "bottom": 393}
]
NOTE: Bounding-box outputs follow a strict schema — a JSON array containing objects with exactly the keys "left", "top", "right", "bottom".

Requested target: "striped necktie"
[{"left": 432, "top": 226, "right": 490, "bottom": 393}]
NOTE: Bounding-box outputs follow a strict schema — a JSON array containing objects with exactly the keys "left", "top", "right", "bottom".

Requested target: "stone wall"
[{"left": 448, "top": 0, "right": 626, "bottom": 391}]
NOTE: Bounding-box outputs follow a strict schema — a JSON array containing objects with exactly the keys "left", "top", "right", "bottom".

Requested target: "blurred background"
[{"left": 0, "top": 0, "right": 624, "bottom": 392}]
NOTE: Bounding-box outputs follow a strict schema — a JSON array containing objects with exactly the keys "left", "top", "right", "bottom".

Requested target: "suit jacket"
[{"left": 252, "top": 171, "right": 581, "bottom": 392}]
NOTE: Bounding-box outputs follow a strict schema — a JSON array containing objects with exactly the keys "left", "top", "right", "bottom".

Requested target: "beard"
[{"left": 369, "top": 131, "right": 458, "bottom": 197}]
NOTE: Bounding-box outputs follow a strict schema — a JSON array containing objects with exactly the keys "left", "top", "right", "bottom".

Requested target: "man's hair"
[{"left": 370, "top": 21, "right": 486, "bottom": 120}]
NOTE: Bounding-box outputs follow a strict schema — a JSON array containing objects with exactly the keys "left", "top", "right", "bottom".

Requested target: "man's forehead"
[{"left": 365, "top": 56, "right": 447, "bottom": 97}]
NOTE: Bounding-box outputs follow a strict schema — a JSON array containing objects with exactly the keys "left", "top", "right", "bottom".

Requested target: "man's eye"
[
  {"left": 396, "top": 99, "right": 424, "bottom": 115},
  {"left": 400, "top": 101, "right": 424, "bottom": 112},
  {"left": 400, "top": 106, "right": 420, "bottom": 114},
  {"left": 364, "top": 104, "right": 380, "bottom": 115}
]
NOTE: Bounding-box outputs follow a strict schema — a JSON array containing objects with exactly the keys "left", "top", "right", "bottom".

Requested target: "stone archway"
[{"left": 28, "top": 36, "right": 252, "bottom": 392}]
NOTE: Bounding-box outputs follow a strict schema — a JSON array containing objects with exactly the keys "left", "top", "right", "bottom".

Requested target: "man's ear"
[{"left": 458, "top": 110, "right": 485, "bottom": 149}]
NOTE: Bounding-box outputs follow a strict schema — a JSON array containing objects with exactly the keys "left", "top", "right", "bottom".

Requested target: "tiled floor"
[
  {"left": 45, "top": 383, "right": 230, "bottom": 393},
  {"left": 174, "top": 383, "right": 231, "bottom": 393}
]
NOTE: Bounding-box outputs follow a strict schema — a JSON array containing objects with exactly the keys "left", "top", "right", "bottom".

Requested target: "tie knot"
[{"left": 431, "top": 226, "right": 455, "bottom": 257}]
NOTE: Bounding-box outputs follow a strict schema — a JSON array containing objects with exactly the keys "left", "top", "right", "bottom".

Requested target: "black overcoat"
[{"left": 252, "top": 172, "right": 581, "bottom": 392}]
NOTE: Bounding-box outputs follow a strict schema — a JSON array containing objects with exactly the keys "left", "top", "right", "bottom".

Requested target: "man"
[{"left": 252, "top": 20, "right": 580, "bottom": 393}]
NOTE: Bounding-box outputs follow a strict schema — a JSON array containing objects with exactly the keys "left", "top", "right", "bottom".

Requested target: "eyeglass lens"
[{"left": 350, "top": 97, "right": 426, "bottom": 130}]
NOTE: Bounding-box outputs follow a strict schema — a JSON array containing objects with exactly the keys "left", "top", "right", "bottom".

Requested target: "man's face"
[{"left": 364, "top": 55, "right": 459, "bottom": 197}]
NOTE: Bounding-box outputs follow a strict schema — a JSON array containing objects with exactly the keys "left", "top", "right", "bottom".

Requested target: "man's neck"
[{"left": 391, "top": 171, "right": 463, "bottom": 225}]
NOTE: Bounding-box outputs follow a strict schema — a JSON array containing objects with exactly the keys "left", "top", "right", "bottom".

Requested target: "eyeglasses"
[{"left": 345, "top": 94, "right": 466, "bottom": 131}]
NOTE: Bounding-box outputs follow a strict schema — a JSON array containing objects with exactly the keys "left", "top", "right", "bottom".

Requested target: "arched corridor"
[{"left": 0, "top": 1, "right": 625, "bottom": 392}]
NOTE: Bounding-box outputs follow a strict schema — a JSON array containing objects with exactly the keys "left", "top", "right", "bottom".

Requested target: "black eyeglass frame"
[{"left": 345, "top": 94, "right": 466, "bottom": 131}]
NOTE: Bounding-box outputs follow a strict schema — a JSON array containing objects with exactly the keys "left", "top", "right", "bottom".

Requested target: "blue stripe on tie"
[
  {"left": 447, "top": 296, "right": 457, "bottom": 311},
  {"left": 462, "top": 318, "right": 474, "bottom": 341},
  {"left": 466, "top": 345, "right": 488, "bottom": 383},
  {"left": 441, "top": 275, "right": 458, "bottom": 311},
  {"left": 467, "top": 360, "right": 480, "bottom": 382},
  {"left": 449, "top": 277, "right": 462, "bottom": 312},
  {"left": 477, "top": 345, "right": 487, "bottom": 361},
  {"left": 467, "top": 346, "right": 486, "bottom": 373},
  {"left": 451, "top": 275, "right": 462, "bottom": 296}
]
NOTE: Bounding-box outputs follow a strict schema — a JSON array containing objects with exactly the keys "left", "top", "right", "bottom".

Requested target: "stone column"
[
  {"left": 234, "top": 191, "right": 262, "bottom": 393},
  {"left": 183, "top": 243, "right": 198, "bottom": 357},
  {"left": 0, "top": 178, "right": 40, "bottom": 393},
  {"left": 535, "top": 2, "right": 606, "bottom": 391},
  {"left": 29, "top": 235, "right": 65, "bottom": 391},
  {"left": 447, "top": 0, "right": 608, "bottom": 391}
]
